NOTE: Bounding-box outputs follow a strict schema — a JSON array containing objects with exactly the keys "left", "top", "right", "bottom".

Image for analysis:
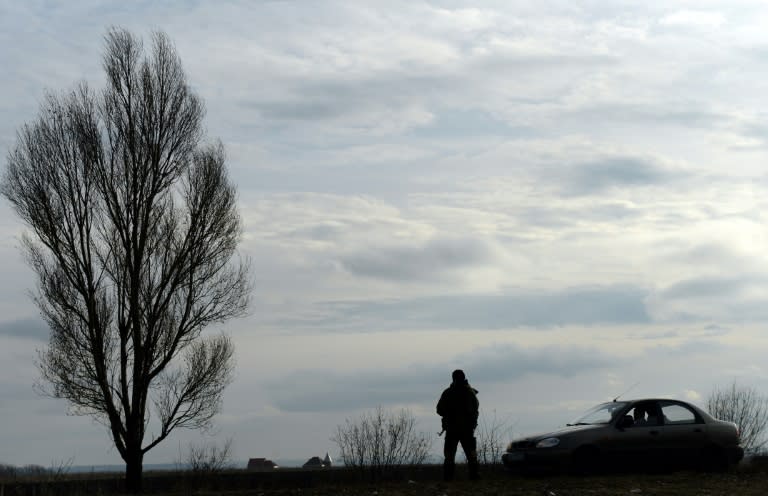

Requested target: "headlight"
[{"left": 535, "top": 437, "right": 560, "bottom": 448}]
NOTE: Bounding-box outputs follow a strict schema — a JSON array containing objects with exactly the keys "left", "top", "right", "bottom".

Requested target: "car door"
[
  {"left": 601, "top": 402, "right": 663, "bottom": 468},
  {"left": 655, "top": 400, "right": 707, "bottom": 467}
]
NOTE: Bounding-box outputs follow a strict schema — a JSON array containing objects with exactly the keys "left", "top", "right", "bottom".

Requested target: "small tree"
[
  {"left": 185, "top": 438, "right": 234, "bottom": 475},
  {"left": 2, "top": 28, "right": 250, "bottom": 493},
  {"left": 706, "top": 382, "right": 768, "bottom": 454},
  {"left": 472, "top": 410, "right": 514, "bottom": 466},
  {"left": 331, "top": 406, "right": 432, "bottom": 478},
  {"left": 177, "top": 437, "right": 233, "bottom": 490}
]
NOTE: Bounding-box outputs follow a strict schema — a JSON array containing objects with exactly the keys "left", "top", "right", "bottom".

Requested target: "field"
[
  {"left": 286, "top": 472, "right": 768, "bottom": 496},
  {"left": 4, "top": 463, "right": 768, "bottom": 495},
  {"left": 204, "top": 469, "right": 768, "bottom": 496}
]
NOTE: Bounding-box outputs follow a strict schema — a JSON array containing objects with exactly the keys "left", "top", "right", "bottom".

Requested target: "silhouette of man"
[
  {"left": 436, "top": 369, "right": 480, "bottom": 481},
  {"left": 633, "top": 406, "right": 647, "bottom": 426}
]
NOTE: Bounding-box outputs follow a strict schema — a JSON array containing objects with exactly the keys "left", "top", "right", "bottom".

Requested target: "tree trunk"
[{"left": 124, "top": 448, "right": 144, "bottom": 494}]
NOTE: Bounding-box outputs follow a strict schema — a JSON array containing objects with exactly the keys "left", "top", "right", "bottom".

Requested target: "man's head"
[{"left": 452, "top": 369, "right": 466, "bottom": 384}]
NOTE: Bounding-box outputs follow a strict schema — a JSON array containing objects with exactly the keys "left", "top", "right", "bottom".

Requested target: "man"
[
  {"left": 632, "top": 406, "right": 647, "bottom": 426},
  {"left": 436, "top": 369, "right": 480, "bottom": 481}
]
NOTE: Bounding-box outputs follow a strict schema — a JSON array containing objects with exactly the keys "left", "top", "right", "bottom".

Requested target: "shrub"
[
  {"left": 332, "top": 406, "right": 433, "bottom": 478},
  {"left": 473, "top": 410, "right": 515, "bottom": 466},
  {"left": 707, "top": 382, "right": 768, "bottom": 454}
]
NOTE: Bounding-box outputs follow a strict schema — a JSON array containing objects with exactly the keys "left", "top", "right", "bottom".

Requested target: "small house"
[
  {"left": 247, "top": 458, "right": 278, "bottom": 470},
  {"left": 303, "top": 456, "right": 324, "bottom": 468}
]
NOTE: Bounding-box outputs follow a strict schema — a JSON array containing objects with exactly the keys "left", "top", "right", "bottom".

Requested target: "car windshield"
[{"left": 569, "top": 401, "right": 629, "bottom": 425}]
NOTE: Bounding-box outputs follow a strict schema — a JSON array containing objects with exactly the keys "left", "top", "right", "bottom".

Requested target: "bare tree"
[
  {"left": 177, "top": 437, "right": 234, "bottom": 490},
  {"left": 0, "top": 464, "right": 18, "bottom": 482},
  {"left": 1, "top": 28, "right": 250, "bottom": 493},
  {"left": 471, "top": 410, "right": 515, "bottom": 466},
  {"left": 707, "top": 382, "right": 768, "bottom": 454},
  {"left": 331, "top": 406, "right": 433, "bottom": 479},
  {"left": 185, "top": 438, "right": 234, "bottom": 475}
]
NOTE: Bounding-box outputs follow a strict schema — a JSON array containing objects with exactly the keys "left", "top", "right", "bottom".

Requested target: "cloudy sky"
[{"left": 3, "top": 0, "right": 768, "bottom": 467}]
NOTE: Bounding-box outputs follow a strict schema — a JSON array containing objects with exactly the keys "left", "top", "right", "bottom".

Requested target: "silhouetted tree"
[
  {"left": 1, "top": 27, "right": 250, "bottom": 493},
  {"left": 0, "top": 464, "right": 18, "bottom": 481},
  {"left": 471, "top": 410, "right": 514, "bottom": 466},
  {"left": 331, "top": 406, "right": 432, "bottom": 479},
  {"left": 179, "top": 437, "right": 234, "bottom": 490},
  {"left": 707, "top": 382, "right": 768, "bottom": 454},
  {"left": 185, "top": 438, "right": 234, "bottom": 475}
]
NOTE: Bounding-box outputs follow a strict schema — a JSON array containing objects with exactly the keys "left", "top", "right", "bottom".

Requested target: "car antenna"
[{"left": 613, "top": 382, "right": 639, "bottom": 402}]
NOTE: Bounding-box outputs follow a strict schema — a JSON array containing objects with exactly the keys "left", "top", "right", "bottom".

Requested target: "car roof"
[
  {"left": 608, "top": 397, "right": 695, "bottom": 404},
  {"left": 626, "top": 398, "right": 698, "bottom": 405},
  {"left": 614, "top": 398, "right": 713, "bottom": 419}
]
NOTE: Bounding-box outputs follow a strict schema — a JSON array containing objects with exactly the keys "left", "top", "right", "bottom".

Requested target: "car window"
[
  {"left": 628, "top": 403, "right": 661, "bottom": 427},
  {"left": 570, "top": 402, "right": 629, "bottom": 425},
  {"left": 660, "top": 403, "right": 701, "bottom": 425}
]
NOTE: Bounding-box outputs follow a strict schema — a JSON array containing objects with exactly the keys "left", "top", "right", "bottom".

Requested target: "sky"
[{"left": 3, "top": 0, "right": 768, "bottom": 468}]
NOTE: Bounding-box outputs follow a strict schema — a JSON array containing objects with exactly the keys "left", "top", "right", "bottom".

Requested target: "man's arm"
[{"left": 436, "top": 390, "right": 448, "bottom": 417}]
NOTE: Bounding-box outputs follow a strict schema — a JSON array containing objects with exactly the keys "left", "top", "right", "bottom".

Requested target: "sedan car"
[{"left": 501, "top": 398, "right": 744, "bottom": 473}]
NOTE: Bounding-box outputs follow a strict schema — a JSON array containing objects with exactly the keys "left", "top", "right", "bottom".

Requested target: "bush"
[
  {"left": 707, "top": 382, "right": 768, "bottom": 454},
  {"left": 173, "top": 437, "right": 234, "bottom": 492},
  {"left": 0, "top": 463, "right": 18, "bottom": 480},
  {"left": 331, "top": 406, "right": 433, "bottom": 478},
  {"left": 473, "top": 411, "right": 515, "bottom": 466},
  {"left": 186, "top": 438, "right": 234, "bottom": 475}
]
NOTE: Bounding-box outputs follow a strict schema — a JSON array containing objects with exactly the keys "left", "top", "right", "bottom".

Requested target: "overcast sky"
[{"left": 3, "top": 0, "right": 768, "bottom": 468}]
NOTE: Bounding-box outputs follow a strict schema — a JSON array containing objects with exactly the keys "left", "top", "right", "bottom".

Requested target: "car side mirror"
[{"left": 617, "top": 415, "right": 633, "bottom": 429}]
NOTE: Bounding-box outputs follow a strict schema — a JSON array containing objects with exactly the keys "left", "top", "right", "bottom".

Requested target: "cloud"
[
  {"left": 338, "top": 235, "right": 499, "bottom": 282},
  {"left": 271, "top": 389, "right": 426, "bottom": 414},
  {"left": 308, "top": 284, "right": 651, "bottom": 331},
  {"left": 409, "top": 108, "right": 536, "bottom": 139},
  {"left": 457, "top": 343, "right": 617, "bottom": 383},
  {"left": 683, "top": 389, "right": 702, "bottom": 402},
  {"left": 648, "top": 274, "right": 768, "bottom": 322},
  {"left": 659, "top": 10, "right": 726, "bottom": 29},
  {"left": 0, "top": 381, "right": 36, "bottom": 405},
  {"left": 660, "top": 276, "right": 753, "bottom": 300},
  {"left": 267, "top": 342, "right": 618, "bottom": 413},
  {"left": 0, "top": 317, "right": 48, "bottom": 341},
  {"left": 631, "top": 329, "right": 680, "bottom": 341},
  {"left": 556, "top": 156, "right": 676, "bottom": 196},
  {"left": 568, "top": 102, "right": 728, "bottom": 130},
  {"left": 702, "top": 324, "right": 729, "bottom": 337},
  {"left": 658, "top": 242, "right": 746, "bottom": 267},
  {"left": 255, "top": 100, "right": 346, "bottom": 122},
  {"left": 647, "top": 338, "right": 724, "bottom": 357}
]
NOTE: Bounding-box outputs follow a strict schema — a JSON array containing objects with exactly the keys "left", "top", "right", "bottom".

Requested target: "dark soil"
[
  {"left": 171, "top": 466, "right": 768, "bottom": 496},
  {"left": 6, "top": 463, "right": 768, "bottom": 495}
]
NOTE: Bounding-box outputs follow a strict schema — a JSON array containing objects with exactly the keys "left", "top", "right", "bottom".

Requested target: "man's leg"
[
  {"left": 443, "top": 432, "right": 459, "bottom": 481},
  {"left": 460, "top": 431, "right": 480, "bottom": 480}
]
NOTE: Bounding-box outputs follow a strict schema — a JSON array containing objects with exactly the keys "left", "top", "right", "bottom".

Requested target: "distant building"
[
  {"left": 323, "top": 452, "right": 333, "bottom": 467},
  {"left": 303, "top": 456, "right": 325, "bottom": 469},
  {"left": 247, "top": 458, "right": 278, "bottom": 470}
]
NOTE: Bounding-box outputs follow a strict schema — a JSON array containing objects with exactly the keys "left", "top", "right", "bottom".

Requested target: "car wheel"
[
  {"left": 700, "top": 445, "right": 728, "bottom": 472},
  {"left": 571, "top": 446, "right": 600, "bottom": 475}
]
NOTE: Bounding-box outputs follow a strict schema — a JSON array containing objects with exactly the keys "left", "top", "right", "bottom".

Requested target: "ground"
[
  {"left": 5, "top": 464, "right": 768, "bottom": 495},
  {"left": 173, "top": 469, "right": 768, "bottom": 496}
]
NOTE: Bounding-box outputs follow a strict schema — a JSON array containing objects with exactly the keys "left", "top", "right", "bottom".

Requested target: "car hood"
[{"left": 516, "top": 423, "right": 606, "bottom": 441}]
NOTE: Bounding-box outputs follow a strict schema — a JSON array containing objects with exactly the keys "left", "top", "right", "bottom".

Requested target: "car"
[{"left": 501, "top": 398, "right": 744, "bottom": 474}]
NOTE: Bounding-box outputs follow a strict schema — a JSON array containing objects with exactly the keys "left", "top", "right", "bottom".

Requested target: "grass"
[
  {"left": 180, "top": 469, "right": 768, "bottom": 496},
  {"left": 4, "top": 463, "right": 768, "bottom": 495}
]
